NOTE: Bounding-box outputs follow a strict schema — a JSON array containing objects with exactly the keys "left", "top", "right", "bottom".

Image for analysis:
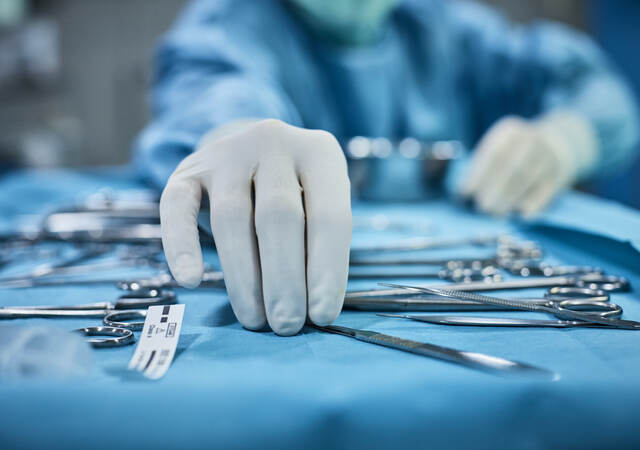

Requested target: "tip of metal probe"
[
  {"left": 378, "top": 282, "right": 442, "bottom": 295},
  {"left": 376, "top": 313, "right": 410, "bottom": 319}
]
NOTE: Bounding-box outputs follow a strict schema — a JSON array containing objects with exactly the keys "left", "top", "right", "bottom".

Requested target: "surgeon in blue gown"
[{"left": 135, "top": 0, "right": 640, "bottom": 336}]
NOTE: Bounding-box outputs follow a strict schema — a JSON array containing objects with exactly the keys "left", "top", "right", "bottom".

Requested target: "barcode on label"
[
  {"left": 157, "top": 349, "right": 171, "bottom": 366},
  {"left": 128, "top": 304, "right": 185, "bottom": 380}
]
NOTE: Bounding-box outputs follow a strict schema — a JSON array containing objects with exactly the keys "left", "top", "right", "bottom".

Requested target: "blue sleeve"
[
  {"left": 133, "top": 0, "right": 302, "bottom": 188},
  {"left": 451, "top": 0, "right": 640, "bottom": 176}
]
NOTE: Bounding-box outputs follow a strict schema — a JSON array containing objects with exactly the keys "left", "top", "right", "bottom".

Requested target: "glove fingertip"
[
  {"left": 308, "top": 284, "right": 343, "bottom": 326},
  {"left": 171, "top": 253, "right": 204, "bottom": 288}
]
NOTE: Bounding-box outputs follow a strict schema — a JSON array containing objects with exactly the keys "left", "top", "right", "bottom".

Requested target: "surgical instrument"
[
  {"left": 309, "top": 323, "right": 557, "bottom": 378},
  {"left": 115, "top": 265, "right": 496, "bottom": 291},
  {"left": 0, "top": 247, "right": 166, "bottom": 288},
  {"left": 117, "top": 267, "right": 498, "bottom": 291},
  {"left": 500, "top": 260, "right": 602, "bottom": 277},
  {"left": 0, "top": 244, "right": 111, "bottom": 285},
  {"left": 347, "top": 265, "right": 501, "bottom": 282},
  {"left": 0, "top": 268, "right": 222, "bottom": 290},
  {"left": 3, "top": 288, "right": 175, "bottom": 311},
  {"left": 117, "top": 270, "right": 226, "bottom": 291},
  {"left": 0, "top": 289, "right": 175, "bottom": 332},
  {"left": 349, "top": 256, "right": 497, "bottom": 268},
  {"left": 103, "top": 310, "right": 147, "bottom": 331},
  {"left": 350, "top": 256, "right": 598, "bottom": 279},
  {"left": 350, "top": 234, "right": 502, "bottom": 253},
  {"left": 345, "top": 273, "right": 631, "bottom": 303},
  {"left": 377, "top": 314, "right": 625, "bottom": 328},
  {"left": 345, "top": 286, "right": 615, "bottom": 312},
  {"left": 381, "top": 283, "right": 640, "bottom": 330},
  {"left": 73, "top": 326, "right": 135, "bottom": 348},
  {"left": 352, "top": 213, "right": 434, "bottom": 233},
  {"left": 350, "top": 234, "right": 537, "bottom": 254}
]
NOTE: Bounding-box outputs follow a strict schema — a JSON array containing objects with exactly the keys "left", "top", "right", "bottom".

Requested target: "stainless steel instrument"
[{"left": 310, "top": 323, "right": 557, "bottom": 378}]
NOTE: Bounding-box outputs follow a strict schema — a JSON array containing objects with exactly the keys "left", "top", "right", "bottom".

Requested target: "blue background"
[{"left": 587, "top": 0, "right": 640, "bottom": 207}]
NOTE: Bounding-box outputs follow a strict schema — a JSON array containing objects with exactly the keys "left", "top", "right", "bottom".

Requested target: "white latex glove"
[
  {"left": 459, "top": 111, "right": 598, "bottom": 217},
  {"left": 160, "top": 119, "right": 352, "bottom": 336}
]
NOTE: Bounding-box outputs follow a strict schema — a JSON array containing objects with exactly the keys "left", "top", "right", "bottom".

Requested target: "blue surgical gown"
[{"left": 134, "top": 0, "right": 640, "bottom": 189}]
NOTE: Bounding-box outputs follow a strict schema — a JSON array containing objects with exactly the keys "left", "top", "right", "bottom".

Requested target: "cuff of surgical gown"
[{"left": 133, "top": 125, "right": 200, "bottom": 190}]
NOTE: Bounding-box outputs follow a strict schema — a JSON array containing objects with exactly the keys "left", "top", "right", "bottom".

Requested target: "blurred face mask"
[{"left": 287, "top": 0, "right": 399, "bottom": 45}]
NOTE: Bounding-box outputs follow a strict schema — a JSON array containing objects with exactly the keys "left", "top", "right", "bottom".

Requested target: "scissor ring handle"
[
  {"left": 104, "top": 310, "right": 147, "bottom": 331},
  {"left": 73, "top": 326, "right": 135, "bottom": 348},
  {"left": 441, "top": 266, "right": 502, "bottom": 283},
  {"left": 119, "top": 288, "right": 175, "bottom": 300},
  {"left": 555, "top": 299, "right": 623, "bottom": 318},
  {"left": 545, "top": 287, "right": 610, "bottom": 302},
  {"left": 575, "top": 274, "right": 631, "bottom": 292},
  {"left": 115, "top": 289, "right": 177, "bottom": 309}
]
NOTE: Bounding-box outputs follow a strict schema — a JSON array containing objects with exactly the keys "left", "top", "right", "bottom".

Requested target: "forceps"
[
  {"left": 349, "top": 234, "right": 503, "bottom": 253},
  {"left": 348, "top": 265, "right": 501, "bottom": 282},
  {"left": 0, "top": 245, "right": 165, "bottom": 289},
  {"left": 377, "top": 287, "right": 625, "bottom": 327},
  {"left": 309, "top": 323, "right": 557, "bottom": 378},
  {"left": 349, "top": 286, "right": 617, "bottom": 314},
  {"left": 346, "top": 273, "right": 630, "bottom": 303},
  {"left": 381, "top": 283, "right": 640, "bottom": 330},
  {"left": 0, "top": 289, "right": 175, "bottom": 332},
  {"left": 0, "top": 244, "right": 111, "bottom": 287}
]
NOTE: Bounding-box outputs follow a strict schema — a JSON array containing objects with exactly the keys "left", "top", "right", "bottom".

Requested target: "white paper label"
[{"left": 128, "top": 304, "right": 185, "bottom": 380}]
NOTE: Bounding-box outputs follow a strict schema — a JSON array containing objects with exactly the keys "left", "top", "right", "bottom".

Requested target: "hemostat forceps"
[{"left": 0, "top": 289, "right": 176, "bottom": 333}]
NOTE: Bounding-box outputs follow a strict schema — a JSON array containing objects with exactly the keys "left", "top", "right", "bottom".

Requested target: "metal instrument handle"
[
  {"left": 347, "top": 274, "right": 631, "bottom": 300},
  {"left": 393, "top": 285, "right": 640, "bottom": 330},
  {"left": 311, "top": 324, "right": 556, "bottom": 378},
  {"left": 0, "top": 308, "right": 110, "bottom": 319},
  {"left": 5, "top": 302, "right": 113, "bottom": 311},
  {"left": 377, "top": 314, "right": 601, "bottom": 328},
  {"left": 114, "top": 289, "right": 177, "bottom": 309},
  {"left": 73, "top": 326, "right": 134, "bottom": 348}
]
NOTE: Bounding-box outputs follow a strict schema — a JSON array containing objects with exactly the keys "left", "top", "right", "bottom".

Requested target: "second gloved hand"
[
  {"left": 160, "top": 119, "right": 352, "bottom": 336},
  {"left": 459, "top": 112, "right": 598, "bottom": 217}
]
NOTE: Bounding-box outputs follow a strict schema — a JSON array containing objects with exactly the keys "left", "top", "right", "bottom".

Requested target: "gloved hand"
[
  {"left": 459, "top": 111, "right": 598, "bottom": 217},
  {"left": 160, "top": 119, "right": 352, "bottom": 336}
]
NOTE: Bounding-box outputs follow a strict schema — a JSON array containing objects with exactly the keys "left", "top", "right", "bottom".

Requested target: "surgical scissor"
[
  {"left": 380, "top": 283, "right": 640, "bottom": 330},
  {"left": 377, "top": 286, "right": 625, "bottom": 327},
  {"left": 499, "top": 259, "right": 602, "bottom": 277},
  {"left": 0, "top": 289, "right": 176, "bottom": 345}
]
